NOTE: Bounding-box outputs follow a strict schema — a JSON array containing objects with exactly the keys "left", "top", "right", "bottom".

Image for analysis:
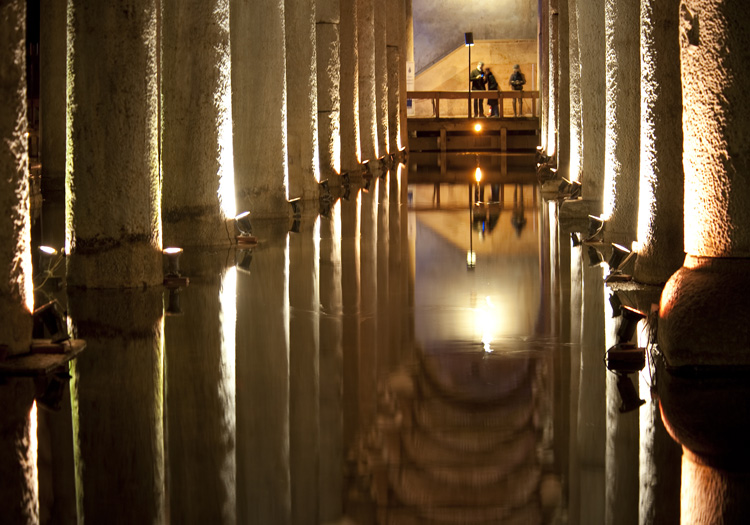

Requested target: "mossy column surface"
[
  {"left": 357, "top": 0, "right": 377, "bottom": 164},
  {"left": 601, "top": 0, "right": 640, "bottom": 244},
  {"left": 162, "top": 0, "right": 234, "bottom": 247},
  {"left": 386, "top": 0, "right": 405, "bottom": 152},
  {"left": 374, "top": 3, "right": 389, "bottom": 158},
  {"left": 633, "top": 0, "right": 683, "bottom": 285},
  {"left": 339, "top": 0, "right": 360, "bottom": 172},
  {"left": 231, "top": 0, "right": 289, "bottom": 219},
  {"left": 568, "top": 0, "right": 583, "bottom": 182},
  {"left": 66, "top": 0, "right": 162, "bottom": 288},
  {"left": 286, "top": 0, "right": 320, "bottom": 202},
  {"left": 658, "top": 0, "right": 750, "bottom": 522},
  {"left": 316, "top": 0, "right": 341, "bottom": 180},
  {"left": 0, "top": 0, "right": 33, "bottom": 356}
]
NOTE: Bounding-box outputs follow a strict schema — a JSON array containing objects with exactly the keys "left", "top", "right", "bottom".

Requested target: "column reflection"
[{"left": 68, "top": 288, "right": 165, "bottom": 524}]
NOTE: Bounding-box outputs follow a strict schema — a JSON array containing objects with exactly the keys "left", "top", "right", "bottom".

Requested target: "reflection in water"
[{"left": 1, "top": 177, "right": 690, "bottom": 524}]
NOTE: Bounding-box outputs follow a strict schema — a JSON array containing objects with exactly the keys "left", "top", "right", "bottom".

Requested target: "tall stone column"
[
  {"left": 386, "top": 0, "right": 404, "bottom": 152},
  {"left": 66, "top": 0, "right": 162, "bottom": 288},
  {"left": 633, "top": 0, "right": 684, "bottom": 285},
  {"left": 0, "top": 378, "right": 38, "bottom": 523},
  {"left": 557, "top": 0, "right": 570, "bottom": 181},
  {"left": 568, "top": 0, "right": 583, "bottom": 182},
  {"left": 40, "top": 0, "right": 66, "bottom": 195},
  {"left": 165, "top": 265, "right": 237, "bottom": 524},
  {"left": 289, "top": 219, "right": 320, "bottom": 523},
  {"left": 319, "top": 203, "right": 344, "bottom": 522},
  {"left": 562, "top": 0, "right": 605, "bottom": 218},
  {"left": 286, "top": 0, "right": 321, "bottom": 202},
  {"left": 357, "top": 0, "right": 378, "bottom": 164},
  {"left": 658, "top": 0, "right": 750, "bottom": 521},
  {"left": 339, "top": 0, "right": 360, "bottom": 171},
  {"left": 231, "top": 0, "right": 289, "bottom": 218},
  {"left": 402, "top": 0, "right": 412, "bottom": 150},
  {"left": 374, "top": 4, "right": 389, "bottom": 158},
  {"left": 68, "top": 288, "right": 165, "bottom": 523},
  {"left": 0, "top": 0, "right": 32, "bottom": 355},
  {"left": 601, "top": 0, "right": 640, "bottom": 244},
  {"left": 539, "top": 0, "right": 550, "bottom": 154},
  {"left": 316, "top": 0, "right": 341, "bottom": 179},
  {"left": 547, "top": 0, "right": 559, "bottom": 159},
  {"left": 162, "top": 0, "right": 235, "bottom": 247},
  {"left": 236, "top": 221, "right": 291, "bottom": 524}
]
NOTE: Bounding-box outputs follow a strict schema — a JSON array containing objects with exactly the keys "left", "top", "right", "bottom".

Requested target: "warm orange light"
[
  {"left": 474, "top": 123, "right": 482, "bottom": 132},
  {"left": 474, "top": 167, "right": 482, "bottom": 183}
]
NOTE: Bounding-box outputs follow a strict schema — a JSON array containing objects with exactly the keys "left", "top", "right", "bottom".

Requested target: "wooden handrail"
[{"left": 407, "top": 90, "right": 539, "bottom": 118}]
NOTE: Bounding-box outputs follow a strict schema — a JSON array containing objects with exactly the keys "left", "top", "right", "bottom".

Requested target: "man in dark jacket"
[
  {"left": 509, "top": 64, "right": 526, "bottom": 116},
  {"left": 470, "top": 61, "right": 486, "bottom": 117},
  {"left": 484, "top": 66, "right": 499, "bottom": 117}
]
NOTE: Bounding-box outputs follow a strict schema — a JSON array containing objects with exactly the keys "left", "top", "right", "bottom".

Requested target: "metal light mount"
[
  {"left": 234, "top": 211, "right": 258, "bottom": 245},
  {"left": 163, "top": 247, "right": 189, "bottom": 287}
]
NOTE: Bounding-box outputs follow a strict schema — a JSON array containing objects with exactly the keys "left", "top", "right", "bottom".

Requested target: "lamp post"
[{"left": 465, "top": 32, "right": 474, "bottom": 118}]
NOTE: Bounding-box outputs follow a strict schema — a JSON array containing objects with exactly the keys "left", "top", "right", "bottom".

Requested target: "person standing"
[
  {"left": 509, "top": 64, "right": 526, "bottom": 117},
  {"left": 470, "top": 61, "right": 486, "bottom": 117},
  {"left": 484, "top": 66, "right": 499, "bottom": 117}
]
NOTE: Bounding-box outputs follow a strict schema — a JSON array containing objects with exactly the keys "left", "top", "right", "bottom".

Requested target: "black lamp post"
[{"left": 465, "top": 32, "right": 474, "bottom": 118}]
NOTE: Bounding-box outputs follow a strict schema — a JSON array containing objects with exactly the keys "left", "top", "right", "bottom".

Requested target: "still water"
[{"left": 4, "top": 171, "right": 681, "bottom": 524}]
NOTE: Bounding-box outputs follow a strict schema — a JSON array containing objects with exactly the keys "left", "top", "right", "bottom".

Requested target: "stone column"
[
  {"left": 386, "top": 0, "right": 404, "bottom": 152},
  {"left": 316, "top": 0, "right": 341, "bottom": 179},
  {"left": 235, "top": 221, "right": 291, "bottom": 524},
  {"left": 562, "top": 0, "right": 605, "bottom": 218},
  {"left": 0, "top": 378, "right": 38, "bottom": 523},
  {"left": 286, "top": 0, "right": 320, "bottom": 202},
  {"left": 374, "top": 4, "right": 389, "bottom": 158},
  {"left": 165, "top": 266, "right": 237, "bottom": 524},
  {"left": 548, "top": 0, "right": 559, "bottom": 158},
  {"left": 1, "top": 0, "right": 32, "bottom": 355},
  {"left": 568, "top": 0, "right": 583, "bottom": 182},
  {"left": 231, "top": 0, "right": 289, "bottom": 218},
  {"left": 633, "top": 0, "right": 684, "bottom": 285},
  {"left": 539, "top": 0, "right": 550, "bottom": 154},
  {"left": 68, "top": 288, "right": 165, "bottom": 523},
  {"left": 289, "top": 219, "right": 320, "bottom": 523},
  {"left": 66, "top": 0, "right": 162, "bottom": 288},
  {"left": 339, "top": 0, "right": 360, "bottom": 171},
  {"left": 357, "top": 0, "right": 377, "bottom": 164},
  {"left": 601, "top": 0, "right": 640, "bottom": 244},
  {"left": 319, "top": 203, "right": 344, "bottom": 522},
  {"left": 557, "top": 0, "right": 571, "bottom": 181},
  {"left": 658, "top": 0, "right": 750, "bottom": 521},
  {"left": 162, "top": 0, "right": 234, "bottom": 247},
  {"left": 40, "top": 0, "right": 66, "bottom": 195},
  {"left": 402, "top": 0, "right": 412, "bottom": 150}
]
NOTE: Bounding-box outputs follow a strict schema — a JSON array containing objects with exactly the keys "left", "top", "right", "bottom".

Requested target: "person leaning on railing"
[{"left": 509, "top": 64, "right": 526, "bottom": 117}]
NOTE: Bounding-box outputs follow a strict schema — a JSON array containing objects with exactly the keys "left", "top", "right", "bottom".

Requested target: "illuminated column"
[
  {"left": 557, "top": 0, "right": 570, "bottom": 180},
  {"left": 658, "top": 0, "right": 750, "bottom": 521},
  {"left": 386, "top": 0, "right": 404, "bottom": 152},
  {"left": 162, "top": 0, "right": 234, "bottom": 247},
  {"left": 319, "top": 204, "right": 344, "bottom": 522},
  {"left": 539, "top": 0, "right": 550, "bottom": 154},
  {"left": 0, "top": 378, "right": 38, "bottom": 523},
  {"left": 316, "top": 0, "right": 341, "bottom": 180},
  {"left": 548, "top": 0, "right": 559, "bottom": 159},
  {"left": 402, "top": 0, "right": 412, "bottom": 149},
  {"left": 66, "top": 0, "right": 162, "bottom": 288},
  {"left": 562, "top": 0, "right": 604, "bottom": 216},
  {"left": 374, "top": 3, "right": 389, "bottom": 158},
  {"left": 357, "top": 0, "right": 377, "bottom": 164},
  {"left": 568, "top": 0, "right": 583, "bottom": 182},
  {"left": 236, "top": 221, "right": 291, "bottom": 523},
  {"left": 40, "top": 0, "right": 66, "bottom": 194},
  {"left": 230, "top": 0, "right": 289, "bottom": 218},
  {"left": 601, "top": 0, "right": 640, "bottom": 244},
  {"left": 0, "top": 0, "right": 32, "bottom": 355},
  {"left": 68, "top": 288, "right": 165, "bottom": 523},
  {"left": 165, "top": 266, "right": 236, "bottom": 523},
  {"left": 339, "top": 0, "right": 360, "bottom": 172},
  {"left": 633, "top": 0, "right": 684, "bottom": 285},
  {"left": 286, "top": 0, "right": 320, "bottom": 201},
  {"left": 289, "top": 219, "right": 320, "bottom": 523}
]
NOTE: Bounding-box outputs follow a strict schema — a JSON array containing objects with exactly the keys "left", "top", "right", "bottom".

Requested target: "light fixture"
[
  {"left": 474, "top": 167, "right": 482, "bottom": 183},
  {"left": 464, "top": 32, "right": 474, "bottom": 46},
  {"left": 32, "top": 300, "right": 69, "bottom": 344},
  {"left": 615, "top": 372, "right": 646, "bottom": 413},
  {"left": 165, "top": 287, "right": 183, "bottom": 316},
  {"left": 236, "top": 248, "right": 254, "bottom": 272},
  {"left": 609, "top": 292, "right": 622, "bottom": 317},
  {"left": 558, "top": 177, "right": 581, "bottom": 199},
  {"left": 607, "top": 243, "right": 636, "bottom": 278},
  {"left": 319, "top": 179, "right": 332, "bottom": 202},
  {"left": 466, "top": 250, "right": 476, "bottom": 269},
  {"left": 571, "top": 232, "right": 582, "bottom": 247},
  {"left": 34, "top": 368, "right": 72, "bottom": 411},
  {"left": 290, "top": 219, "right": 301, "bottom": 233},
  {"left": 587, "top": 215, "right": 605, "bottom": 240},
  {"left": 398, "top": 148, "right": 408, "bottom": 165},
  {"left": 363, "top": 177, "right": 371, "bottom": 192},
  {"left": 587, "top": 245, "right": 604, "bottom": 267},
  {"left": 378, "top": 155, "right": 391, "bottom": 176},
  {"left": 360, "top": 160, "right": 372, "bottom": 179},
  {"left": 234, "top": 211, "right": 258, "bottom": 244},
  {"left": 617, "top": 305, "right": 646, "bottom": 343},
  {"left": 474, "top": 123, "right": 482, "bottom": 132},
  {"left": 606, "top": 344, "right": 645, "bottom": 374},
  {"left": 163, "top": 247, "right": 189, "bottom": 287},
  {"left": 39, "top": 246, "right": 58, "bottom": 257},
  {"left": 289, "top": 197, "right": 302, "bottom": 218}
]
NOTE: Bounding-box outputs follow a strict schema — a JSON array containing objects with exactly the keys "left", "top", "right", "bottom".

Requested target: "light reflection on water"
[{"left": 3, "top": 178, "right": 676, "bottom": 524}]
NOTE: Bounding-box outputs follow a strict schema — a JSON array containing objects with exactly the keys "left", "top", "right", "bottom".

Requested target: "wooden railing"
[{"left": 407, "top": 90, "right": 539, "bottom": 118}]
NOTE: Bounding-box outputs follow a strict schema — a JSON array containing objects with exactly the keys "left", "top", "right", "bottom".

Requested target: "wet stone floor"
[{"left": 2, "top": 178, "right": 677, "bottom": 524}]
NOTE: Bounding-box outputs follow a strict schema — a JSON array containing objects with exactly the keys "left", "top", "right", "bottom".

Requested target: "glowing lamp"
[{"left": 475, "top": 167, "right": 482, "bottom": 183}]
